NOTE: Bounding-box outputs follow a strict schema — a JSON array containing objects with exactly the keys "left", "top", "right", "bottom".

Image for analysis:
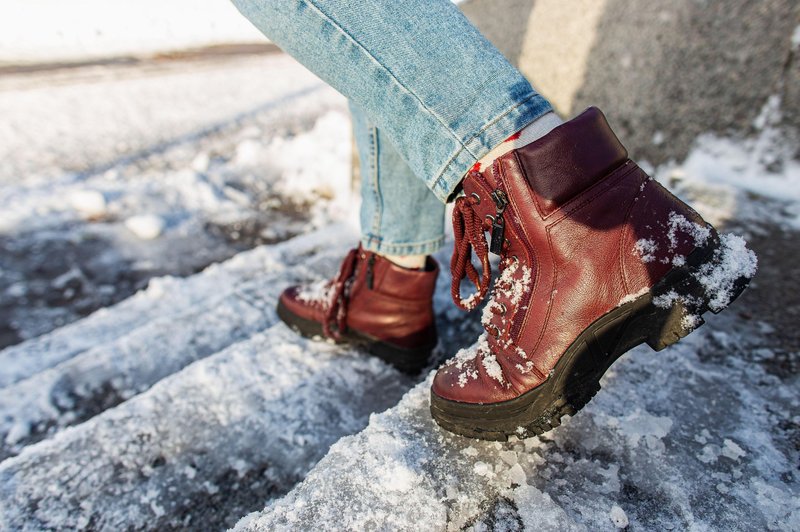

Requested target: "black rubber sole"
[
  {"left": 430, "top": 237, "right": 752, "bottom": 441},
  {"left": 276, "top": 300, "right": 435, "bottom": 374}
]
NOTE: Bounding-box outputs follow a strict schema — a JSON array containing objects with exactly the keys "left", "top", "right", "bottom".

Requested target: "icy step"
[
  {"left": 0, "top": 226, "right": 350, "bottom": 388},
  {"left": 0, "top": 324, "right": 415, "bottom": 531},
  {"left": 0, "top": 227, "right": 356, "bottom": 458},
  {"left": 234, "top": 326, "right": 798, "bottom": 531}
]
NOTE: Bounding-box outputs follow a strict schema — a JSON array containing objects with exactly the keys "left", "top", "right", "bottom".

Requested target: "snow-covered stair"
[
  {"left": 234, "top": 322, "right": 799, "bottom": 531},
  {"left": 0, "top": 243, "right": 273, "bottom": 388},
  {"left": 0, "top": 227, "right": 356, "bottom": 458},
  {"left": 0, "top": 325, "right": 415, "bottom": 530},
  {"left": 0, "top": 226, "right": 481, "bottom": 531}
]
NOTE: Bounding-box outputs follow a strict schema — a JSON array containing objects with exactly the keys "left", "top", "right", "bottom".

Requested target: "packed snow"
[
  {"left": 0, "top": 228, "right": 357, "bottom": 458},
  {"left": 234, "top": 317, "right": 798, "bottom": 530}
]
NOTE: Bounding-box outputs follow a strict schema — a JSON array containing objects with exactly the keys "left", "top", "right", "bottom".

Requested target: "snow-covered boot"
[
  {"left": 430, "top": 107, "right": 756, "bottom": 440},
  {"left": 277, "top": 246, "right": 439, "bottom": 373}
]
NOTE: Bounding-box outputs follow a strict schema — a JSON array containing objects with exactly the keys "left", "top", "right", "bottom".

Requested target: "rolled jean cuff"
[
  {"left": 361, "top": 234, "right": 445, "bottom": 256},
  {"left": 428, "top": 93, "right": 553, "bottom": 202}
]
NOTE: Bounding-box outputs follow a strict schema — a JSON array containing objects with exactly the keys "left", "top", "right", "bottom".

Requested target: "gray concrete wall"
[{"left": 461, "top": 0, "right": 800, "bottom": 163}]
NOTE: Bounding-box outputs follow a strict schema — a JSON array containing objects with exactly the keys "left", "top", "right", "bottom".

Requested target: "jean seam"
[
  {"left": 363, "top": 234, "right": 444, "bottom": 245},
  {"left": 430, "top": 93, "right": 550, "bottom": 195},
  {"left": 361, "top": 235, "right": 445, "bottom": 255},
  {"left": 368, "top": 125, "right": 383, "bottom": 237},
  {"left": 302, "top": 0, "right": 474, "bottom": 157}
]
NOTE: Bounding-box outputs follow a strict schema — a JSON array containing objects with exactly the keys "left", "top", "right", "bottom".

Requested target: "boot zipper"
[
  {"left": 489, "top": 189, "right": 508, "bottom": 255},
  {"left": 366, "top": 253, "right": 376, "bottom": 289}
]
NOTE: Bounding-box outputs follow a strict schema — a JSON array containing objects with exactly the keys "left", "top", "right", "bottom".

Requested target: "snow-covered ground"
[
  {"left": 0, "top": 53, "right": 351, "bottom": 346},
  {"left": 0, "top": 52, "right": 798, "bottom": 530},
  {"left": 0, "top": 0, "right": 266, "bottom": 64}
]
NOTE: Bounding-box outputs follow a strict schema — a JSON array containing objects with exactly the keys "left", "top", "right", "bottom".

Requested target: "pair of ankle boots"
[{"left": 277, "top": 108, "right": 755, "bottom": 440}]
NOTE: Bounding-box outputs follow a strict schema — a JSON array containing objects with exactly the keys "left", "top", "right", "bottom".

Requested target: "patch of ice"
[
  {"left": 697, "top": 444, "right": 719, "bottom": 464},
  {"left": 721, "top": 439, "right": 746, "bottom": 461},
  {"left": 499, "top": 450, "right": 518, "bottom": 466},
  {"left": 473, "top": 461, "right": 493, "bottom": 477},
  {"left": 609, "top": 505, "right": 629, "bottom": 529},
  {"left": 603, "top": 409, "right": 673, "bottom": 449},
  {"left": 506, "top": 463, "right": 527, "bottom": 487},
  {"left": 461, "top": 446, "right": 478, "bottom": 458}
]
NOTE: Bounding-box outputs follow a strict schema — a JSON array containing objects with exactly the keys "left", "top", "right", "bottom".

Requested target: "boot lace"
[
  {"left": 451, "top": 188, "right": 492, "bottom": 311},
  {"left": 323, "top": 248, "right": 359, "bottom": 339}
]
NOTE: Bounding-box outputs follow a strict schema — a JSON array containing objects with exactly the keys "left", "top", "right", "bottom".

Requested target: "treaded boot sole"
[
  {"left": 276, "top": 300, "right": 435, "bottom": 374},
  {"left": 430, "top": 236, "right": 753, "bottom": 441}
]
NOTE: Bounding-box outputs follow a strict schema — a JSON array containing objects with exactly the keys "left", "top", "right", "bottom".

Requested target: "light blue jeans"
[{"left": 231, "top": 0, "right": 553, "bottom": 255}]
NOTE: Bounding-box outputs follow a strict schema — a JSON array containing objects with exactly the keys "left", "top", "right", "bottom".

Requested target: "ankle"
[
  {"left": 381, "top": 253, "right": 427, "bottom": 270},
  {"left": 473, "top": 111, "right": 564, "bottom": 172}
]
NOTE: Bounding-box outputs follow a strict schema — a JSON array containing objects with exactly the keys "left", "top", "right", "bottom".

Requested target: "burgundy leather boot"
[
  {"left": 430, "top": 108, "right": 756, "bottom": 440},
  {"left": 277, "top": 246, "right": 439, "bottom": 373}
]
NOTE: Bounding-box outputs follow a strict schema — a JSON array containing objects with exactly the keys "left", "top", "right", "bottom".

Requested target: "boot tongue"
[{"left": 503, "top": 107, "right": 628, "bottom": 216}]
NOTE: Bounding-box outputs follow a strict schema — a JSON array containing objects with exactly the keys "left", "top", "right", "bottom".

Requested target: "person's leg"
[
  {"left": 350, "top": 102, "right": 445, "bottom": 269},
  {"left": 275, "top": 102, "right": 446, "bottom": 373},
  {"left": 239, "top": 0, "right": 757, "bottom": 437},
  {"left": 230, "top": 0, "right": 554, "bottom": 200},
  {"left": 276, "top": 104, "right": 445, "bottom": 370}
]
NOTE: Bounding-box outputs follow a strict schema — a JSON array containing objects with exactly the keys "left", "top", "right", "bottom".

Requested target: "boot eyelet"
[
  {"left": 491, "top": 302, "right": 507, "bottom": 315},
  {"left": 485, "top": 214, "right": 495, "bottom": 224},
  {"left": 470, "top": 192, "right": 481, "bottom": 204},
  {"left": 509, "top": 255, "right": 519, "bottom": 264},
  {"left": 487, "top": 324, "right": 501, "bottom": 337}
]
